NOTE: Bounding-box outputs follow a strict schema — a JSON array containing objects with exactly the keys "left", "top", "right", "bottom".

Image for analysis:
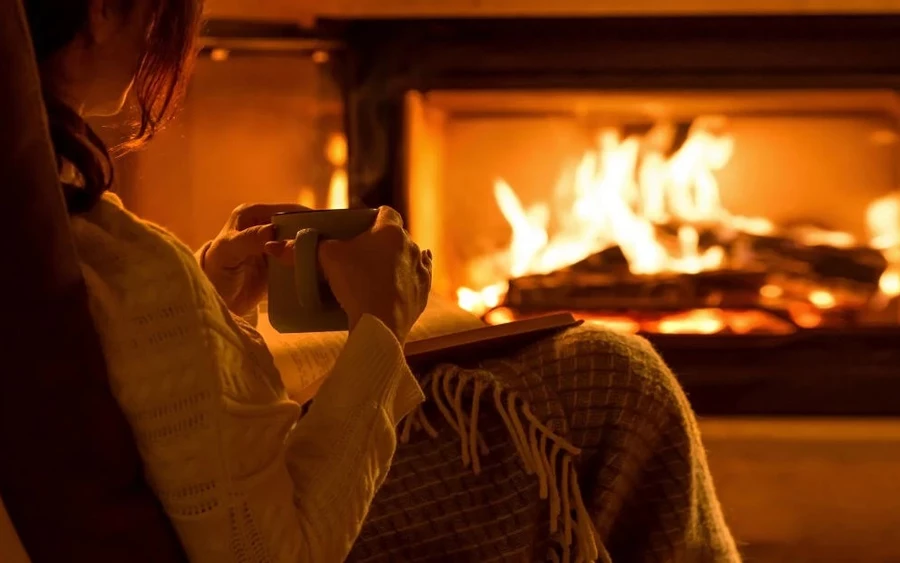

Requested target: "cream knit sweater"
[{"left": 63, "top": 193, "right": 425, "bottom": 562}]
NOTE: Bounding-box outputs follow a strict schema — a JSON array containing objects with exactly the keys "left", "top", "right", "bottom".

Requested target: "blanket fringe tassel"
[{"left": 398, "top": 367, "right": 610, "bottom": 563}]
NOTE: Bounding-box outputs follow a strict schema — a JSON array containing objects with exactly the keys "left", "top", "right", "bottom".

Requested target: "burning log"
[
  {"left": 500, "top": 233, "right": 883, "bottom": 330},
  {"left": 731, "top": 233, "right": 887, "bottom": 287},
  {"left": 504, "top": 269, "right": 768, "bottom": 313}
]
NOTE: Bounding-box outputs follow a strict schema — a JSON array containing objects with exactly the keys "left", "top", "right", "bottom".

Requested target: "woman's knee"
[{"left": 545, "top": 324, "right": 687, "bottom": 410}]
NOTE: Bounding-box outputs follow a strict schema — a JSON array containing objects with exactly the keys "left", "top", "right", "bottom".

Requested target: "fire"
[
  {"left": 808, "top": 290, "right": 836, "bottom": 310},
  {"left": 458, "top": 115, "right": 898, "bottom": 333},
  {"left": 460, "top": 118, "right": 739, "bottom": 321},
  {"left": 867, "top": 192, "right": 900, "bottom": 299},
  {"left": 326, "top": 133, "right": 349, "bottom": 209},
  {"left": 486, "top": 119, "right": 734, "bottom": 280},
  {"left": 457, "top": 281, "right": 508, "bottom": 317},
  {"left": 294, "top": 133, "right": 349, "bottom": 210}
]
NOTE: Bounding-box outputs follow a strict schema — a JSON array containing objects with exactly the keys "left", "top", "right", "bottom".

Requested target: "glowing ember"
[
  {"left": 657, "top": 309, "right": 725, "bottom": 335},
  {"left": 456, "top": 115, "right": 897, "bottom": 333},
  {"left": 809, "top": 290, "right": 837, "bottom": 310},
  {"left": 759, "top": 284, "right": 784, "bottom": 300}
]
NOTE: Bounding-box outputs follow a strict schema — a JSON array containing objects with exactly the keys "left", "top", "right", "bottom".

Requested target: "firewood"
[
  {"left": 731, "top": 233, "right": 887, "bottom": 286},
  {"left": 503, "top": 269, "right": 767, "bottom": 312}
]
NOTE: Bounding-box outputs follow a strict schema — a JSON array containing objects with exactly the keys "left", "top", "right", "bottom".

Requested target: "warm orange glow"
[
  {"left": 325, "top": 134, "right": 349, "bottom": 209},
  {"left": 459, "top": 117, "right": 749, "bottom": 320},
  {"left": 451, "top": 113, "right": 897, "bottom": 334},
  {"left": 809, "top": 290, "right": 837, "bottom": 310},
  {"left": 793, "top": 226, "right": 857, "bottom": 249},
  {"left": 494, "top": 309, "right": 796, "bottom": 335},
  {"left": 583, "top": 317, "right": 641, "bottom": 334},
  {"left": 456, "top": 281, "right": 508, "bottom": 317},
  {"left": 326, "top": 133, "right": 348, "bottom": 167},
  {"left": 881, "top": 269, "right": 900, "bottom": 297},
  {"left": 867, "top": 192, "right": 900, "bottom": 298},
  {"left": 296, "top": 186, "right": 316, "bottom": 208},
  {"left": 791, "top": 305, "right": 824, "bottom": 329},
  {"left": 485, "top": 118, "right": 737, "bottom": 280},
  {"left": 484, "top": 307, "right": 516, "bottom": 325},
  {"left": 760, "top": 284, "right": 784, "bottom": 299},
  {"left": 657, "top": 309, "right": 726, "bottom": 334},
  {"left": 210, "top": 48, "right": 230, "bottom": 62},
  {"left": 326, "top": 171, "right": 349, "bottom": 209},
  {"left": 311, "top": 50, "right": 330, "bottom": 65}
]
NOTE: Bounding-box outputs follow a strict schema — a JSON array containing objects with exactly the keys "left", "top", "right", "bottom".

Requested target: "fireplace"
[
  {"left": 405, "top": 90, "right": 898, "bottom": 327},
  {"left": 125, "top": 12, "right": 900, "bottom": 559},
  {"left": 316, "top": 15, "right": 900, "bottom": 415}
]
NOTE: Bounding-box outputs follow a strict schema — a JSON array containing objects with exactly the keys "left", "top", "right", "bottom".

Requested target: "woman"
[
  {"left": 26, "top": 0, "right": 429, "bottom": 560},
  {"left": 17, "top": 0, "right": 740, "bottom": 561}
]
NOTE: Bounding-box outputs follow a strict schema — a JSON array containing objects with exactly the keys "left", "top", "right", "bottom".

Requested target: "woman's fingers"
[
  {"left": 229, "top": 223, "right": 276, "bottom": 255},
  {"left": 418, "top": 248, "right": 433, "bottom": 273},
  {"left": 264, "top": 238, "right": 295, "bottom": 266},
  {"left": 374, "top": 205, "right": 404, "bottom": 230},
  {"left": 418, "top": 249, "right": 433, "bottom": 301},
  {"left": 231, "top": 203, "right": 313, "bottom": 230}
]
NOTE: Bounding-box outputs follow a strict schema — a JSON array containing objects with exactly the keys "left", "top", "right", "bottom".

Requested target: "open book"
[{"left": 255, "top": 298, "right": 580, "bottom": 404}]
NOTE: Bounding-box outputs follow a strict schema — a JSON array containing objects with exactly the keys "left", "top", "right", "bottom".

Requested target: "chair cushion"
[{"left": 0, "top": 1, "right": 185, "bottom": 561}]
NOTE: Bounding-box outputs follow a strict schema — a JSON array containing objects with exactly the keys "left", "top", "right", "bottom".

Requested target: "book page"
[{"left": 256, "top": 296, "right": 485, "bottom": 404}]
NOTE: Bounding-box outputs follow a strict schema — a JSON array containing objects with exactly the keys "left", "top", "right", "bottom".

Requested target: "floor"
[{"left": 701, "top": 417, "right": 900, "bottom": 562}]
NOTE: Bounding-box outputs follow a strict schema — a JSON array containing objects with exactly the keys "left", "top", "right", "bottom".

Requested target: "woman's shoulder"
[
  {"left": 72, "top": 192, "right": 197, "bottom": 272},
  {"left": 71, "top": 192, "right": 216, "bottom": 332},
  {"left": 72, "top": 193, "right": 285, "bottom": 401}
]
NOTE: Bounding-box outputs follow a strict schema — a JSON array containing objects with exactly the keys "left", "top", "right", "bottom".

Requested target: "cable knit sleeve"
[
  {"left": 212, "top": 314, "right": 423, "bottom": 563},
  {"left": 73, "top": 196, "right": 424, "bottom": 563},
  {"left": 282, "top": 315, "right": 424, "bottom": 560}
]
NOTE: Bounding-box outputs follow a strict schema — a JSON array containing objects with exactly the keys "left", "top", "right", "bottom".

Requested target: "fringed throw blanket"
[{"left": 345, "top": 325, "right": 741, "bottom": 563}]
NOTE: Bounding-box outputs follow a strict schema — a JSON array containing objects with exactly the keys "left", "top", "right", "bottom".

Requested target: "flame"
[
  {"left": 326, "top": 133, "right": 349, "bottom": 209},
  {"left": 457, "top": 116, "right": 897, "bottom": 333},
  {"left": 809, "top": 290, "right": 836, "bottom": 310},
  {"left": 460, "top": 118, "right": 736, "bottom": 317},
  {"left": 486, "top": 120, "right": 734, "bottom": 281},
  {"left": 881, "top": 268, "right": 900, "bottom": 297},
  {"left": 456, "top": 281, "right": 508, "bottom": 317},
  {"left": 326, "top": 170, "right": 349, "bottom": 210},
  {"left": 867, "top": 192, "right": 900, "bottom": 298}
]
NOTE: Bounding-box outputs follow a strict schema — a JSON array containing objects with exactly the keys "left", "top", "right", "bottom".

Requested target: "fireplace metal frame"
[
  {"left": 324, "top": 15, "right": 900, "bottom": 211},
  {"left": 320, "top": 15, "right": 900, "bottom": 415}
]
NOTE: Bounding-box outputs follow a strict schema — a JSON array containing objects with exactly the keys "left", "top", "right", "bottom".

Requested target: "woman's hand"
[
  {"left": 199, "top": 203, "right": 309, "bottom": 317},
  {"left": 266, "top": 206, "right": 432, "bottom": 344}
]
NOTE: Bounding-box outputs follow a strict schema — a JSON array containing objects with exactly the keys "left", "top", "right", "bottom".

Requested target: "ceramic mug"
[{"left": 267, "top": 208, "right": 378, "bottom": 333}]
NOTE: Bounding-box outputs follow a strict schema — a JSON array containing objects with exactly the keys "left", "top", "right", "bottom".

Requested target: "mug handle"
[{"left": 293, "top": 228, "right": 322, "bottom": 311}]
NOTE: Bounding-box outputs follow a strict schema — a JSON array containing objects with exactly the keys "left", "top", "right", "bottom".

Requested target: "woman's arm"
[
  {"left": 76, "top": 198, "right": 425, "bottom": 562},
  {"left": 130, "top": 308, "right": 422, "bottom": 563},
  {"left": 280, "top": 314, "right": 423, "bottom": 559},
  {"left": 190, "top": 307, "right": 422, "bottom": 563}
]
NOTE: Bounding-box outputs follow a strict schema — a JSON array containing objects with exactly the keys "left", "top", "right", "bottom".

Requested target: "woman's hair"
[{"left": 24, "top": 0, "right": 203, "bottom": 213}]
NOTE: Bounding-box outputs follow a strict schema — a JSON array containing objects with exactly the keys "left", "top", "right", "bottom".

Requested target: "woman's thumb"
[
  {"left": 232, "top": 223, "right": 276, "bottom": 254},
  {"left": 264, "top": 239, "right": 293, "bottom": 265}
]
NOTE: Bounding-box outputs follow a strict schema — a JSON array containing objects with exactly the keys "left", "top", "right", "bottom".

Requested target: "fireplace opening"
[{"left": 405, "top": 89, "right": 900, "bottom": 335}]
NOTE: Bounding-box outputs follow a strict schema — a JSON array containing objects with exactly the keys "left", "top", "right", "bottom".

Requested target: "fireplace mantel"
[{"left": 204, "top": 0, "right": 900, "bottom": 23}]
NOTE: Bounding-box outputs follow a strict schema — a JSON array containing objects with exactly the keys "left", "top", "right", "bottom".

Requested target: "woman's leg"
[
  {"left": 347, "top": 325, "right": 740, "bottom": 562},
  {"left": 481, "top": 325, "right": 740, "bottom": 562}
]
